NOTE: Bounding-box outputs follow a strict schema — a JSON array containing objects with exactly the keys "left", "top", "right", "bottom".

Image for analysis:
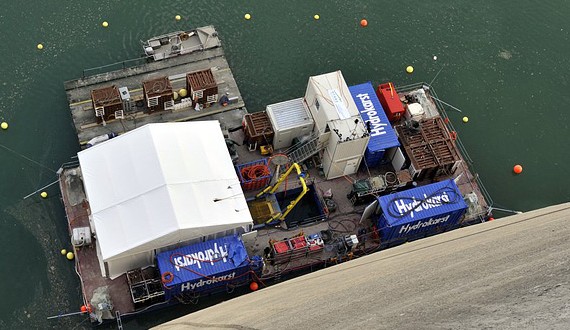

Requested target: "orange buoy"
[
  {"left": 488, "top": 217, "right": 495, "bottom": 221},
  {"left": 80, "top": 305, "right": 87, "bottom": 313},
  {"left": 513, "top": 164, "right": 523, "bottom": 174},
  {"left": 161, "top": 271, "right": 174, "bottom": 284},
  {"left": 360, "top": 19, "right": 368, "bottom": 27},
  {"left": 249, "top": 282, "right": 259, "bottom": 291}
]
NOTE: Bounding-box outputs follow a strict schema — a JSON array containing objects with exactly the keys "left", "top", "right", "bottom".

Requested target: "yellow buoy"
[
  {"left": 462, "top": 116, "right": 469, "bottom": 123},
  {"left": 244, "top": 13, "right": 251, "bottom": 20},
  {"left": 37, "top": 43, "right": 44, "bottom": 50},
  {"left": 102, "top": 21, "right": 109, "bottom": 28},
  {"left": 406, "top": 66, "right": 414, "bottom": 74},
  {"left": 60, "top": 249, "right": 67, "bottom": 255},
  {"left": 66, "top": 252, "right": 75, "bottom": 260},
  {"left": 40, "top": 191, "right": 48, "bottom": 198},
  {"left": 173, "top": 91, "right": 179, "bottom": 100},
  {"left": 179, "top": 88, "right": 188, "bottom": 97},
  {"left": 1, "top": 122, "right": 8, "bottom": 130},
  {"left": 314, "top": 14, "right": 320, "bottom": 20},
  {"left": 175, "top": 15, "right": 181, "bottom": 21}
]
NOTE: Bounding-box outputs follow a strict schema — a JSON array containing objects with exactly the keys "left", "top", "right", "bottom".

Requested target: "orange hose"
[{"left": 241, "top": 164, "right": 270, "bottom": 180}]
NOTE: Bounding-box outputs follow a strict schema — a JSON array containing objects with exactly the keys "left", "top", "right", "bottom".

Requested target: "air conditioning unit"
[
  {"left": 72, "top": 227, "right": 92, "bottom": 247},
  {"left": 95, "top": 107, "right": 104, "bottom": 117}
]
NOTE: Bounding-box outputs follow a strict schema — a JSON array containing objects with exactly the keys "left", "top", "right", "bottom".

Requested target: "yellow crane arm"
[{"left": 256, "top": 163, "right": 309, "bottom": 224}]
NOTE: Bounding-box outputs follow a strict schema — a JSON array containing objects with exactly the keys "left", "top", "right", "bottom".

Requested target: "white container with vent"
[{"left": 266, "top": 98, "right": 314, "bottom": 150}]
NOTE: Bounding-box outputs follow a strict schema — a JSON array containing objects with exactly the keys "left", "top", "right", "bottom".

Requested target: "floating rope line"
[
  {"left": 0, "top": 143, "right": 56, "bottom": 173},
  {"left": 429, "top": 64, "right": 445, "bottom": 85},
  {"left": 429, "top": 95, "right": 463, "bottom": 113}
]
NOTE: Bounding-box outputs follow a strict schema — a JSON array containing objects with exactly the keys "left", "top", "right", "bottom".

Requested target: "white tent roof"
[{"left": 78, "top": 121, "right": 253, "bottom": 261}]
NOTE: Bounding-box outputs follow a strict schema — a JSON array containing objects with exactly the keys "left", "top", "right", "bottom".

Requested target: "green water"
[{"left": 0, "top": 1, "right": 568, "bottom": 328}]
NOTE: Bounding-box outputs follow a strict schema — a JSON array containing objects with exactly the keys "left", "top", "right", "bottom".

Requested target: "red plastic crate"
[
  {"left": 290, "top": 237, "right": 308, "bottom": 250},
  {"left": 273, "top": 241, "right": 290, "bottom": 254}
]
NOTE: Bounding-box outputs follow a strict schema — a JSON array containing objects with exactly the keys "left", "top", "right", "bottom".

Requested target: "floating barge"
[
  {"left": 57, "top": 26, "right": 492, "bottom": 326},
  {"left": 64, "top": 25, "right": 242, "bottom": 145}
]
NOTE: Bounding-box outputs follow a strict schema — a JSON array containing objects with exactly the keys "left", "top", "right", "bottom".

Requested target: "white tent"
[{"left": 78, "top": 121, "right": 253, "bottom": 279}]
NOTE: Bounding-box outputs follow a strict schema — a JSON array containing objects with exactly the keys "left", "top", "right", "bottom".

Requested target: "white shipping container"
[
  {"left": 304, "top": 71, "right": 360, "bottom": 135},
  {"left": 322, "top": 128, "right": 368, "bottom": 180},
  {"left": 322, "top": 153, "right": 364, "bottom": 179},
  {"left": 266, "top": 98, "right": 314, "bottom": 150}
]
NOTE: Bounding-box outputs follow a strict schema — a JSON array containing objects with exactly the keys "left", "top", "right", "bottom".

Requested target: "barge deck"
[
  {"left": 57, "top": 26, "right": 492, "bottom": 325},
  {"left": 64, "top": 25, "right": 244, "bottom": 145}
]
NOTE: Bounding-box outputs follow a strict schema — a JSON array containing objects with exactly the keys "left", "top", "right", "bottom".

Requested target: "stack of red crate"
[{"left": 272, "top": 236, "right": 309, "bottom": 264}]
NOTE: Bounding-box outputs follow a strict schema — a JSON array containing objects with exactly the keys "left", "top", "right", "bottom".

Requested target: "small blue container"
[
  {"left": 157, "top": 235, "right": 256, "bottom": 300},
  {"left": 349, "top": 82, "right": 400, "bottom": 167},
  {"left": 376, "top": 179, "right": 467, "bottom": 244}
]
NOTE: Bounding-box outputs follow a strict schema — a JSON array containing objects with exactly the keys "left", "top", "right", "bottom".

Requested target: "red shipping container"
[{"left": 376, "top": 82, "right": 405, "bottom": 122}]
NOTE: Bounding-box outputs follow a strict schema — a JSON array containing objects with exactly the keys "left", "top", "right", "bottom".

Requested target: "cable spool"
[
  {"left": 325, "top": 198, "right": 337, "bottom": 213},
  {"left": 268, "top": 153, "right": 290, "bottom": 183},
  {"left": 240, "top": 165, "right": 270, "bottom": 181},
  {"left": 269, "top": 154, "right": 290, "bottom": 167},
  {"left": 384, "top": 172, "right": 398, "bottom": 185}
]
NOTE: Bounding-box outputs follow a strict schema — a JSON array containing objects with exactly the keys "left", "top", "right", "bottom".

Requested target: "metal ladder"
[{"left": 286, "top": 131, "right": 323, "bottom": 164}]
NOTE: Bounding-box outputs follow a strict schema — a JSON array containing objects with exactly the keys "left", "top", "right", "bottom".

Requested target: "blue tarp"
[
  {"left": 157, "top": 235, "right": 252, "bottom": 299},
  {"left": 349, "top": 82, "right": 400, "bottom": 166},
  {"left": 377, "top": 179, "right": 467, "bottom": 243}
]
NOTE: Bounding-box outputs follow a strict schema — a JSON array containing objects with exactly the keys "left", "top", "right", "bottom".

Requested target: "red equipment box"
[{"left": 376, "top": 82, "right": 405, "bottom": 122}]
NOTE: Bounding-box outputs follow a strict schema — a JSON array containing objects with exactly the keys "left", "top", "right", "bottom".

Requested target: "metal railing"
[
  {"left": 82, "top": 57, "right": 148, "bottom": 78},
  {"left": 285, "top": 131, "right": 322, "bottom": 164}
]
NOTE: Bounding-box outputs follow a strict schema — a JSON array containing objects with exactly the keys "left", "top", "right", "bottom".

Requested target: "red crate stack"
[{"left": 271, "top": 234, "right": 323, "bottom": 265}]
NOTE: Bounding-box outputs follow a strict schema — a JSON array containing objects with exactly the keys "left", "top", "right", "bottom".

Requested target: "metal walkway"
[{"left": 285, "top": 131, "right": 323, "bottom": 163}]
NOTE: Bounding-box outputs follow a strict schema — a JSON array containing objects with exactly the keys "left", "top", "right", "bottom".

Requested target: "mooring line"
[{"left": 0, "top": 143, "right": 56, "bottom": 173}]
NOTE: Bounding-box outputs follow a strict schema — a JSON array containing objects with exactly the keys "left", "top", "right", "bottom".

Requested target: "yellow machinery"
[{"left": 255, "top": 163, "right": 308, "bottom": 224}]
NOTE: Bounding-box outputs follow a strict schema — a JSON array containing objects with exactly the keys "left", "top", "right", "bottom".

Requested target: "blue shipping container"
[
  {"left": 377, "top": 179, "right": 467, "bottom": 244},
  {"left": 157, "top": 235, "right": 254, "bottom": 300},
  {"left": 349, "top": 82, "right": 400, "bottom": 167}
]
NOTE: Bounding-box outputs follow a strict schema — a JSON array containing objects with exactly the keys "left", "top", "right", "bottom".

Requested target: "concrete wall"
[{"left": 154, "top": 203, "right": 570, "bottom": 330}]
